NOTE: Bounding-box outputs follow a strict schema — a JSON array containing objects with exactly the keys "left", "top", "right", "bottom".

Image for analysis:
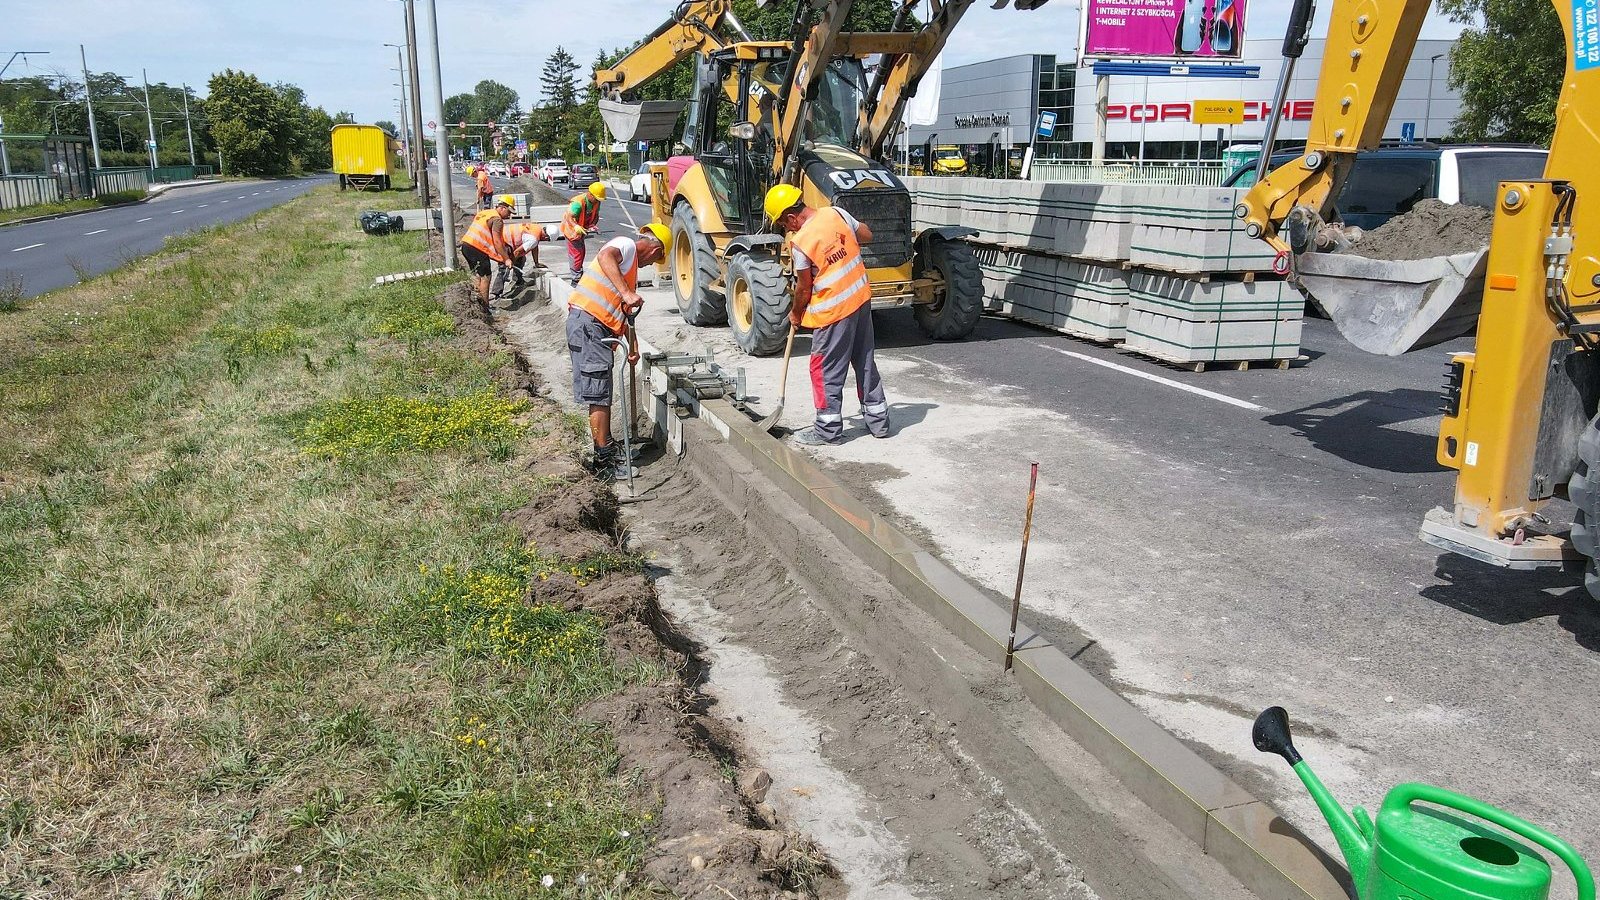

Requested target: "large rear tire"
[
  {"left": 671, "top": 204, "right": 725, "bottom": 326},
  {"left": 913, "top": 236, "right": 983, "bottom": 340},
  {"left": 727, "top": 253, "right": 791, "bottom": 356},
  {"left": 1569, "top": 415, "right": 1600, "bottom": 600}
]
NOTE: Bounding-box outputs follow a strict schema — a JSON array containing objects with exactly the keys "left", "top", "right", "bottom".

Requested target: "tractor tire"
[
  {"left": 670, "top": 203, "right": 725, "bottom": 326},
  {"left": 913, "top": 236, "right": 983, "bottom": 340},
  {"left": 1569, "top": 414, "right": 1600, "bottom": 600},
  {"left": 726, "top": 252, "right": 791, "bottom": 356}
]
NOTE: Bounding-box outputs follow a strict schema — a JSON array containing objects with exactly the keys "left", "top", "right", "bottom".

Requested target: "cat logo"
[{"left": 828, "top": 168, "right": 895, "bottom": 191}]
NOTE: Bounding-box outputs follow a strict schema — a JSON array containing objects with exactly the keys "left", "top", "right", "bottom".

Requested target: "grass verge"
[
  {"left": 0, "top": 190, "right": 145, "bottom": 226},
  {"left": 0, "top": 185, "right": 669, "bottom": 897}
]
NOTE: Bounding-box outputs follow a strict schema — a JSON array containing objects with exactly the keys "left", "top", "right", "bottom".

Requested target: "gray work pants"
[{"left": 808, "top": 301, "right": 888, "bottom": 440}]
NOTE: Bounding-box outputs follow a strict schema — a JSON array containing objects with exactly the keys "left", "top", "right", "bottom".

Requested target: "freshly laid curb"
[{"left": 540, "top": 275, "right": 1350, "bottom": 900}]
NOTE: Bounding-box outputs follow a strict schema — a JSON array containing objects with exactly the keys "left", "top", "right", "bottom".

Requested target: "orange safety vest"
[
  {"left": 476, "top": 170, "right": 491, "bottom": 195},
  {"left": 793, "top": 207, "right": 871, "bottom": 329},
  {"left": 561, "top": 194, "right": 601, "bottom": 240},
  {"left": 461, "top": 209, "right": 507, "bottom": 262},
  {"left": 569, "top": 242, "right": 638, "bottom": 335},
  {"left": 502, "top": 222, "right": 541, "bottom": 252}
]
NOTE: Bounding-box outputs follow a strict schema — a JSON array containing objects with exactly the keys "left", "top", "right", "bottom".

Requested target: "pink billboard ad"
[{"left": 1082, "top": 0, "right": 1247, "bottom": 59}]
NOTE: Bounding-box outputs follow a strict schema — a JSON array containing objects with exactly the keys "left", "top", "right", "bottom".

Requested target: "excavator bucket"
[
  {"left": 599, "top": 98, "right": 688, "bottom": 143},
  {"left": 1293, "top": 248, "right": 1489, "bottom": 356}
]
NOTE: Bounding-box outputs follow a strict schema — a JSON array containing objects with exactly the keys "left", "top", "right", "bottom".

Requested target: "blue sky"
[{"left": 10, "top": 0, "right": 1465, "bottom": 129}]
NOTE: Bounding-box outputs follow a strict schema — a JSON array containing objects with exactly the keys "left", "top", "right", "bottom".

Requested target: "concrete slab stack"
[
  {"left": 1125, "top": 272, "right": 1302, "bottom": 366},
  {"left": 1129, "top": 187, "right": 1277, "bottom": 274},
  {"left": 904, "top": 176, "right": 1300, "bottom": 367}
]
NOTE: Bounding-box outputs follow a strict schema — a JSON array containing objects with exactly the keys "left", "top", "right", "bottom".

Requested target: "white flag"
[{"left": 904, "top": 53, "right": 943, "bottom": 127}]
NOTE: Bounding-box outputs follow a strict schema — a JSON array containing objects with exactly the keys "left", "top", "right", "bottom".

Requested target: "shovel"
[{"left": 757, "top": 323, "right": 797, "bottom": 432}]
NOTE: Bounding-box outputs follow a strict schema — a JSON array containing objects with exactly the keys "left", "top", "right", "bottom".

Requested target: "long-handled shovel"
[{"left": 757, "top": 324, "right": 797, "bottom": 432}]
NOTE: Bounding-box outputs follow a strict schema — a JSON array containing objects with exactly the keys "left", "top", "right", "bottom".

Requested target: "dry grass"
[{"left": 0, "top": 187, "right": 666, "bottom": 898}]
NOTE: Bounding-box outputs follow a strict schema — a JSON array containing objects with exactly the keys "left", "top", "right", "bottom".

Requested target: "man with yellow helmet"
[
  {"left": 458, "top": 195, "right": 517, "bottom": 310},
  {"left": 561, "top": 181, "right": 608, "bottom": 283},
  {"left": 490, "top": 220, "right": 554, "bottom": 305},
  {"left": 764, "top": 184, "right": 890, "bottom": 445},
  {"left": 567, "top": 222, "right": 671, "bottom": 479}
]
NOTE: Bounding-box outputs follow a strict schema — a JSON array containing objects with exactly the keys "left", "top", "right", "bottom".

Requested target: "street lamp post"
[
  {"left": 115, "top": 113, "right": 135, "bottom": 152},
  {"left": 384, "top": 43, "right": 413, "bottom": 182},
  {"left": 1425, "top": 52, "right": 1444, "bottom": 142},
  {"left": 181, "top": 83, "right": 196, "bottom": 167},
  {"left": 402, "top": 0, "right": 429, "bottom": 202},
  {"left": 80, "top": 45, "right": 102, "bottom": 168},
  {"left": 142, "top": 69, "right": 158, "bottom": 171},
  {"left": 424, "top": 0, "right": 456, "bottom": 265}
]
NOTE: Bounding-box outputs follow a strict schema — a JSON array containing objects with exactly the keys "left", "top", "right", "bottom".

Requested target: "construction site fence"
[{"left": 1029, "top": 160, "right": 1234, "bottom": 187}]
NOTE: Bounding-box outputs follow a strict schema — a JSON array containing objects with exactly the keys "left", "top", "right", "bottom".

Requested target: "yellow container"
[{"left": 331, "top": 124, "right": 401, "bottom": 191}]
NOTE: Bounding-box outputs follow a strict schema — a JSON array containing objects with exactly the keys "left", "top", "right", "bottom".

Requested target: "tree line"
[{"left": 0, "top": 67, "right": 350, "bottom": 177}]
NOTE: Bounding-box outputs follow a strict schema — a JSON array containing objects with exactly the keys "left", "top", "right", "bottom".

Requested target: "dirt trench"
[{"left": 442, "top": 284, "right": 844, "bottom": 899}]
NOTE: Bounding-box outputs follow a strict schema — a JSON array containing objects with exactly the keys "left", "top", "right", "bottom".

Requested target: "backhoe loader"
[
  {"left": 595, "top": 0, "right": 1028, "bottom": 355},
  {"left": 1238, "top": 0, "right": 1600, "bottom": 597}
]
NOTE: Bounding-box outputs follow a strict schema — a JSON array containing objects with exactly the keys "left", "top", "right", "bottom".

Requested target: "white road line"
[
  {"left": 136, "top": 217, "right": 153, "bottom": 223},
  {"left": 237, "top": 195, "right": 246, "bottom": 199},
  {"left": 170, "top": 209, "right": 185, "bottom": 214},
  {"left": 198, "top": 204, "right": 209, "bottom": 208},
  {"left": 9, "top": 243, "right": 43, "bottom": 252},
  {"left": 83, "top": 229, "right": 107, "bottom": 236},
  {"left": 251, "top": 192, "right": 260, "bottom": 196},
  {"left": 220, "top": 199, "right": 229, "bottom": 203},
  {"left": 1041, "top": 345, "right": 1269, "bottom": 412}
]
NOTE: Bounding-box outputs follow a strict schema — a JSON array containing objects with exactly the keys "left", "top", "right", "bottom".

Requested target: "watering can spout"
[{"left": 1253, "top": 707, "right": 1373, "bottom": 894}]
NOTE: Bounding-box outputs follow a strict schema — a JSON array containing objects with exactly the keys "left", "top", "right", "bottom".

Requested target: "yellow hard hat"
[
  {"left": 639, "top": 222, "right": 672, "bottom": 255},
  {"left": 764, "top": 184, "right": 802, "bottom": 223},
  {"left": 497, "top": 194, "right": 517, "bottom": 208},
  {"left": 588, "top": 182, "right": 608, "bottom": 200},
  {"left": 464, "top": 164, "right": 474, "bottom": 175}
]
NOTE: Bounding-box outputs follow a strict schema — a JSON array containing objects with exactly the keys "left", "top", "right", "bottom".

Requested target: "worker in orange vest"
[
  {"left": 490, "top": 221, "right": 552, "bottom": 303},
  {"left": 765, "top": 185, "right": 889, "bottom": 445},
  {"left": 560, "top": 182, "right": 607, "bottom": 283},
  {"left": 458, "top": 194, "right": 516, "bottom": 310},
  {"left": 567, "top": 222, "right": 672, "bottom": 479},
  {"left": 475, "top": 165, "right": 493, "bottom": 209}
]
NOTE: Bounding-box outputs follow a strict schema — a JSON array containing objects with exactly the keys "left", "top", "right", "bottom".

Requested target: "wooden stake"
[{"left": 1004, "top": 462, "right": 1039, "bottom": 672}]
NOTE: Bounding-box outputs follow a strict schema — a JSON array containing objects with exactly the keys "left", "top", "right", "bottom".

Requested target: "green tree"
[
  {"left": 1438, "top": 0, "right": 1564, "bottom": 144},
  {"left": 470, "top": 79, "right": 519, "bottom": 125},
  {"left": 375, "top": 119, "right": 399, "bottom": 136},
  {"left": 207, "top": 69, "right": 292, "bottom": 176},
  {"left": 538, "top": 47, "right": 581, "bottom": 157}
]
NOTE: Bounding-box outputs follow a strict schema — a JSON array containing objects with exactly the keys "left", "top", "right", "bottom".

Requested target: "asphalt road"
[
  {"left": 530, "top": 236, "right": 1600, "bottom": 874},
  {"left": 2, "top": 176, "right": 332, "bottom": 298}
]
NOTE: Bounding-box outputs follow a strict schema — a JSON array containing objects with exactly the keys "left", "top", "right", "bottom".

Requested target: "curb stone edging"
[{"left": 535, "top": 273, "right": 1352, "bottom": 900}]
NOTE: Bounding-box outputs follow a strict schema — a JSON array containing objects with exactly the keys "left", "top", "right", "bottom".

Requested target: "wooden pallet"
[{"left": 1121, "top": 344, "right": 1302, "bottom": 373}]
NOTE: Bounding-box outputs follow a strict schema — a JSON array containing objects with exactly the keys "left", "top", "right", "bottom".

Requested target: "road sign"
[
  {"left": 515, "top": 139, "right": 527, "bottom": 151},
  {"left": 1401, "top": 121, "right": 1416, "bottom": 142},
  {"left": 638, "top": 140, "right": 648, "bottom": 151},
  {"left": 427, "top": 120, "right": 437, "bottom": 130},
  {"left": 458, "top": 120, "right": 466, "bottom": 130},
  {"left": 146, "top": 140, "right": 156, "bottom": 150},
  {"left": 1037, "top": 110, "right": 1057, "bottom": 139},
  {"left": 1191, "top": 99, "right": 1245, "bottom": 125}
]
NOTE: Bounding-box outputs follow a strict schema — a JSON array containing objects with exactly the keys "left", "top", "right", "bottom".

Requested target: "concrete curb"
[{"left": 537, "top": 275, "right": 1350, "bottom": 900}]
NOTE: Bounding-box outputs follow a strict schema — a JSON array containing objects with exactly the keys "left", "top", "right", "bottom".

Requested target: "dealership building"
[{"left": 907, "top": 38, "right": 1461, "bottom": 162}]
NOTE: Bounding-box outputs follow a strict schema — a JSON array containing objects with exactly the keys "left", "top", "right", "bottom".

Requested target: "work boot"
[
  {"left": 591, "top": 444, "right": 639, "bottom": 480},
  {"left": 793, "top": 427, "right": 843, "bottom": 446}
]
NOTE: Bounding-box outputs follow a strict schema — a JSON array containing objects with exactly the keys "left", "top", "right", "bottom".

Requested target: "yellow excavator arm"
[
  {"left": 1235, "top": 0, "right": 1429, "bottom": 253},
  {"left": 595, "top": 0, "right": 750, "bottom": 97}
]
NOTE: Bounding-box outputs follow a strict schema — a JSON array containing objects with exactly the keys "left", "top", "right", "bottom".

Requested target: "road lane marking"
[
  {"left": 10, "top": 243, "right": 43, "bottom": 252},
  {"left": 170, "top": 209, "right": 185, "bottom": 214},
  {"left": 220, "top": 199, "right": 229, "bottom": 203},
  {"left": 1041, "top": 345, "right": 1269, "bottom": 412},
  {"left": 136, "top": 217, "right": 153, "bottom": 223},
  {"left": 83, "top": 229, "right": 107, "bottom": 236},
  {"left": 197, "top": 204, "right": 208, "bottom": 208},
  {"left": 237, "top": 195, "right": 246, "bottom": 199},
  {"left": 251, "top": 192, "right": 260, "bottom": 195}
]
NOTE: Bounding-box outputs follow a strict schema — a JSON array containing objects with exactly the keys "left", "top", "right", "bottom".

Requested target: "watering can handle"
[{"left": 1383, "top": 783, "right": 1595, "bottom": 900}]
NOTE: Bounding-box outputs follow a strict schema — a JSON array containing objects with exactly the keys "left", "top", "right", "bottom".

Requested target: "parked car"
[
  {"left": 540, "top": 159, "right": 569, "bottom": 185},
  {"left": 1222, "top": 143, "right": 1549, "bottom": 230},
  {"left": 630, "top": 160, "right": 664, "bottom": 201},
  {"left": 485, "top": 160, "right": 509, "bottom": 177},
  {"left": 509, "top": 160, "right": 530, "bottom": 177},
  {"left": 569, "top": 163, "right": 600, "bottom": 191}
]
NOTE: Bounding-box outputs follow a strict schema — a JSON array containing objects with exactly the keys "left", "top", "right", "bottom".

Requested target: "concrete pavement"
[
  {"left": 543, "top": 239, "right": 1600, "bottom": 875},
  {"left": 2, "top": 176, "right": 332, "bottom": 298}
]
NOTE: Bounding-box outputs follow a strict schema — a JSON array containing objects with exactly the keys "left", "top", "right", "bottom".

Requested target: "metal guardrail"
[
  {"left": 0, "top": 175, "right": 62, "bottom": 211},
  {"left": 1031, "top": 161, "right": 1233, "bottom": 187},
  {"left": 93, "top": 168, "right": 150, "bottom": 196}
]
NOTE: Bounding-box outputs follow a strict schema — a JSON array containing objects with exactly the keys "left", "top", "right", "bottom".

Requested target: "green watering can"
[{"left": 1252, "top": 707, "right": 1594, "bottom": 900}]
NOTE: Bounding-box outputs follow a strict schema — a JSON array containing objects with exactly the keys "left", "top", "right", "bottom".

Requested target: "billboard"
[{"left": 1082, "top": 0, "right": 1247, "bottom": 59}]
